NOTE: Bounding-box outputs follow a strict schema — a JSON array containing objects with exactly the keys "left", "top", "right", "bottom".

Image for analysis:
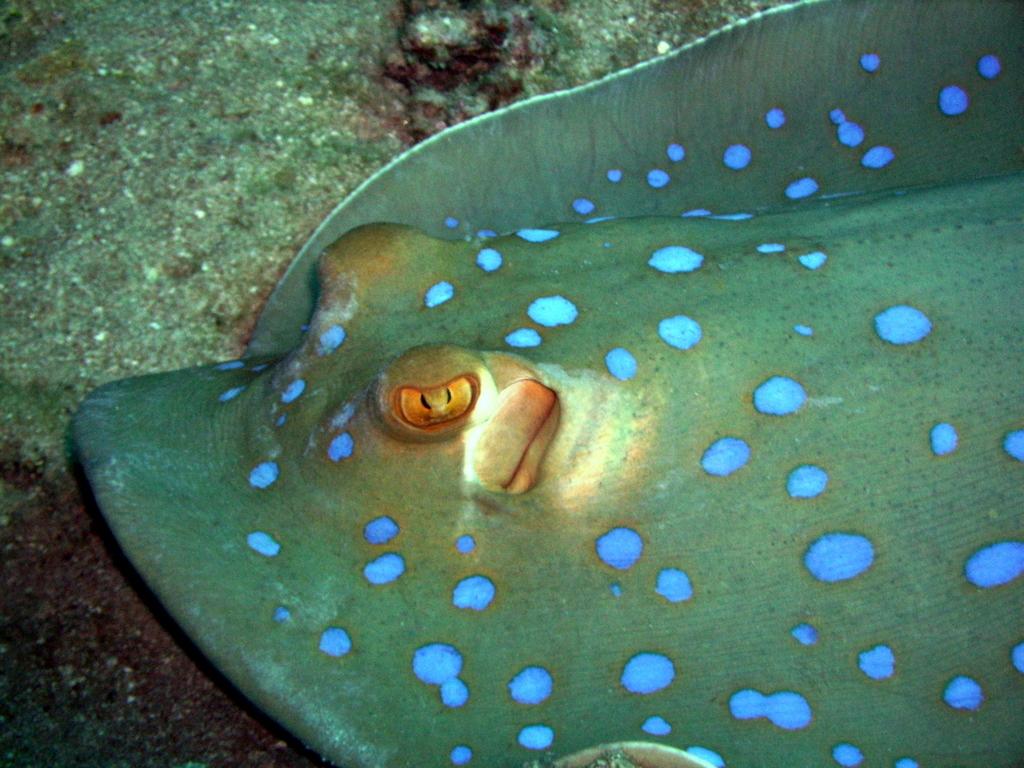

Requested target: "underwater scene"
[{"left": 3, "top": 0, "right": 1022, "bottom": 767}]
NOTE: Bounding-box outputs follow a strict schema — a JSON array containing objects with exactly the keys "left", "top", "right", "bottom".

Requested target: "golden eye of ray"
[{"left": 395, "top": 374, "right": 477, "bottom": 430}]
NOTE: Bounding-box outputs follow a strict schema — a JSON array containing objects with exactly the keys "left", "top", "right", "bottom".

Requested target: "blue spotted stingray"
[{"left": 74, "top": 0, "right": 1023, "bottom": 766}]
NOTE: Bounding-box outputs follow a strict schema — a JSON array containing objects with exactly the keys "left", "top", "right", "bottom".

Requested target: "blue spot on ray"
[
  {"left": 318, "top": 324, "right": 346, "bottom": 354},
  {"left": 701, "top": 437, "right": 750, "bottom": 477},
  {"left": 328, "top": 432, "right": 354, "bottom": 461},
  {"left": 247, "top": 531, "right": 280, "bottom": 557},
  {"left": 804, "top": 533, "right": 874, "bottom": 582},
  {"left": 272, "top": 606, "right": 290, "bottom": 622},
  {"left": 786, "top": 177, "right": 819, "bottom": 199},
  {"left": 794, "top": 324, "right": 814, "bottom": 336},
  {"left": 319, "top": 627, "right": 351, "bottom": 657},
  {"left": 218, "top": 386, "right": 245, "bottom": 402},
  {"left": 441, "top": 678, "right": 469, "bottom": 707},
  {"left": 216, "top": 360, "right": 244, "bottom": 371},
  {"left": 516, "top": 228, "right": 560, "bottom": 243},
  {"left": 444, "top": 216, "right": 459, "bottom": 229},
  {"left": 862, "top": 146, "right": 895, "bottom": 169},
  {"left": 837, "top": 121, "right": 864, "bottom": 147},
  {"left": 895, "top": 760, "right": 919, "bottom": 768},
  {"left": 965, "top": 541, "right": 1024, "bottom": 588},
  {"left": 605, "top": 347, "right": 638, "bottom": 381},
  {"left": 729, "top": 689, "right": 812, "bottom": 730},
  {"left": 667, "top": 143, "right": 685, "bottom": 162},
  {"left": 858, "top": 644, "right": 895, "bottom": 680},
  {"left": 943, "top": 675, "right": 983, "bottom": 710},
  {"left": 425, "top": 281, "right": 455, "bottom": 308},
  {"left": 363, "top": 553, "right": 405, "bottom": 585},
  {"left": 833, "top": 743, "right": 864, "bottom": 767},
  {"left": 686, "top": 747, "right": 725, "bottom": 767},
  {"left": 621, "top": 652, "right": 675, "bottom": 694},
  {"left": 791, "top": 623, "right": 818, "bottom": 645},
  {"left": 456, "top": 534, "right": 475, "bottom": 554},
  {"left": 930, "top": 422, "right": 958, "bottom": 456},
  {"left": 723, "top": 144, "right": 752, "bottom": 170},
  {"left": 450, "top": 745, "right": 472, "bottom": 765},
  {"left": 452, "top": 575, "right": 495, "bottom": 611},
  {"left": 787, "top": 465, "right": 828, "bottom": 498},
  {"left": 572, "top": 198, "right": 595, "bottom": 215},
  {"left": 413, "top": 643, "right": 462, "bottom": 685},
  {"left": 517, "top": 725, "right": 554, "bottom": 750},
  {"left": 364, "top": 516, "right": 399, "bottom": 545},
  {"left": 765, "top": 107, "right": 786, "bottom": 128},
  {"left": 655, "top": 568, "right": 693, "bottom": 603},
  {"left": 754, "top": 376, "right": 806, "bottom": 415},
  {"left": 642, "top": 716, "right": 672, "bottom": 736},
  {"left": 1004, "top": 429, "right": 1024, "bottom": 460},
  {"left": 475, "top": 247, "right": 502, "bottom": 272},
  {"left": 647, "top": 169, "right": 670, "bottom": 188},
  {"left": 528, "top": 295, "right": 578, "bottom": 327},
  {"left": 658, "top": 315, "right": 702, "bottom": 350},
  {"left": 607, "top": 169, "right": 623, "bottom": 182},
  {"left": 1012, "top": 642, "right": 1024, "bottom": 673},
  {"left": 505, "top": 328, "right": 542, "bottom": 348},
  {"left": 978, "top": 54, "right": 1001, "bottom": 79},
  {"left": 860, "top": 52, "right": 880, "bottom": 72},
  {"left": 249, "top": 461, "right": 279, "bottom": 489},
  {"left": 508, "top": 666, "right": 553, "bottom": 705},
  {"left": 648, "top": 245, "right": 704, "bottom": 273},
  {"left": 596, "top": 527, "right": 644, "bottom": 570},
  {"left": 281, "top": 379, "right": 305, "bottom": 403},
  {"left": 757, "top": 242, "right": 785, "bottom": 254},
  {"left": 798, "top": 250, "right": 827, "bottom": 269},
  {"left": 939, "top": 85, "right": 969, "bottom": 115},
  {"left": 874, "top": 305, "right": 931, "bottom": 344}
]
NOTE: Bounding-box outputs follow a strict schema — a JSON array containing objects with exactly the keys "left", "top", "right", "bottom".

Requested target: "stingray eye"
[{"left": 394, "top": 375, "right": 477, "bottom": 430}]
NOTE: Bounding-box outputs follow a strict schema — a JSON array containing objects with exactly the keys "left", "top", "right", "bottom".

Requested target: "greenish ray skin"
[
  {"left": 249, "top": 0, "right": 1024, "bottom": 358},
  {"left": 76, "top": 173, "right": 1023, "bottom": 767}
]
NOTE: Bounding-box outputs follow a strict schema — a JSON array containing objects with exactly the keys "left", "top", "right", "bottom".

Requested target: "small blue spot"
[
  {"left": 508, "top": 666, "right": 553, "bottom": 705},
  {"left": 607, "top": 169, "right": 623, "bottom": 182},
  {"left": 978, "top": 54, "right": 1001, "bottom": 79},
  {"left": 444, "top": 216, "right": 459, "bottom": 229},
  {"left": 281, "top": 379, "right": 306, "bottom": 404},
  {"left": 647, "top": 169, "right": 670, "bottom": 189},
  {"left": 641, "top": 716, "right": 672, "bottom": 736},
  {"left": 272, "top": 606, "right": 290, "bottom": 622},
  {"left": 456, "top": 534, "right": 476, "bottom": 554},
  {"left": 729, "top": 689, "right": 812, "bottom": 730},
  {"left": 667, "top": 143, "right": 685, "bottom": 162},
  {"left": 681, "top": 208, "right": 711, "bottom": 217},
  {"left": 425, "top": 281, "right": 455, "bottom": 308},
  {"left": 798, "top": 251, "right": 827, "bottom": 270},
  {"left": 412, "top": 643, "right": 462, "bottom": 685},
  {"left": 757, "top": 242, "right": 785, "bottom": 254},
  {"left": 1012, "top": 641, "right": 1024, "bottom": 673},
  {"left": 596, "top": 527, "right": 644, "bottom": 570},
  {"left": 858, "top": 644, "right": 895, "bottom": 680},
  {"left": 363, "top": 553, "right": 405, "bottom": 585},
  {"left": 476, "top": 247, "right": 502, "bottom": 272},
  {"left": 450, "top": 745, "right": 472, "bottom": 765},
  {"left": 621, "top": 652, "right": 675, "bottom": 694},
  {"left": 895, "top": 759, "right": 919, "bottom": 768},
  {"left": 573, "top": 198, "right": 596, "bottom": 215},
  {"left": 833, "top": 743, "right": 864, "bottom": 767},
  {"left": 477, "top": 229, "right": 497, "bottom": 238},
  {"left": 701, "top": 437, "right": 751, "bottom": 477},
  {"left": 318, "top": 627, "right": 352, "bottom": 657},
  {"left": 686, "top": 747, "right": 724, "bottom": 767},
  {"left": 247, "top": 531, "right": 280, "bottom": 557},
  {"left": 219, "top": 386, "right": 245, "bottom": 402},
  {"left": 517, "top": 725, "right": 554, "bottom": 750},
  {"left": 648, "top": 245, "right": 704, "bottom": 273},
  {"left": 658, "top": 315, "right": 702, "bottom": 350},
  {"left": 327, "top": 432, "right": 354, "bottom": 462},
  {"left": 765, "top": 107, "right": 786, "bottom": 128},
  {"left": 251, "top": 363, "right": 269, "bottom": 373},
  {"left": 516, "top": 228, "right": 560, "bottom": 243},
  {"left": 609, "top": 582, "right": 622, "bottom": 597},
  {"left": 859, "top": 52, "right": 880, "bottom": 73},
  {"left": 930, "top": 423, "right": 958, "bottom": 456},
  {"left": 723, "top": 144, "right": 752, "bottom": 170},
  {"left": 794, "top": 324, "right": 814, "bottom": 336},
  {"left": 939, "top": 85, "right": 969, "bottom": 115},
  {"left": 711, "top": 211, "right": 754, "bottom": 221},
  {"left": 943, "top": 675, "right": 983, "bottom": 710},
  {"left": 874, "top": 305, "right": 931, "bottom": 345},
  {"left": 754, "top": 375, "right": 806, "bottom": 416},
  {"left": 786, "top": 177, "right": 819, "bottom": 199},
  {"left": 787, "top": 465, "right": 829, "bottom": 498},
  {"left": 965, "top": 541, "right": 1024, "bottom": 588},
  {"left": 505, "top": 328, "right": 542, "bottom": 348},
  {"left": 862, "top": 146, "right": 895, "bottom": 169},
  {"left": 318, "top": 324, "right": 346, "bottom": 355},
  {"left": 364, "top": 516, "right": 399, "bottom": 545},
  {"left": 452, "top": 575, "right": 495, "bottom": 611},
  {"left": 837, "top": 121, "right": 864, "bottom": 147},
  {"left": 655, "top": 568, "right": 693, "bottom": 603},
  {"left": 829, "top": 108, "right": 846, "bottom": 125},
  {"left": 791, "top": 623, "right": 818, "bottom": 646},
  {"left": 216, "top": 360, "right": 244, "bottom": 371},
  {"left": 441, "top": 677, "right": 469, "bottom": 707},
  {"left": 275, "top": 414, "right": 287, "bottom": 427},
  {"left": 248, "top": 461, "right": 279, "bottom": 489},
  {"left": 804, "top": 533, "right": 874, "bottom": 582},
  {"left": 1004, "top": 429, "right": 1024, "bottom": 461},
  {"left": 605, "top": 347, "right": 638, "bottom": 381},
  {"left": 528, "top": 295, "right": 578, "bottom": 327}
]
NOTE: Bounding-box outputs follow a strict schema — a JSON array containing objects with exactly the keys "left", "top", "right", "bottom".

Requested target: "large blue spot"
[
  {"left": 1012, "top": 641, "right": 1024, "bottom": 674},
  {"left": 859, "top": 52, "right": 880, "bottom": 72},
  {"left": 1004, "top": 429, "right": 1024, "bottom": 461},
  {"left": 833, "top": 743, "right": 864, "bottom": 767},
  {"left": 425, "top": 281, "right": 454, "bottom": 308},
  {"left": 572, "top": 198, "right": 595, "bottom": 215},
  {"left": 754, "top": 375, "right": 806, "bottom": 416},
  {"left": 701, "top": 437, "right": 750, "bottom": 477},
  {"left": 728, "top": 689, "right": 812, "bottom": 730},
  {"left": 658, "top": 315, "right": 702, "bottom": 350},
  {"left": 837, "top": 121, "right": 864, "bottom": 147},
  {"left": 327, "top": 432, "right": 354, "bottom": 461},
  {"left": 528, "top": 295, "right": 578, "bottom": 327},
  {"left": 441, "top": 678, "right": 469, "bottom": 707},
  {"left": 596, "top": 527, "right": 644, "bottom": 570},
  {"left": 686, "top": 747, "right": 724, "bottom": 767},
  {"left": 516, "top": 228, "right": 560, "bottom": 242},
  {"left": 965, "top": 541, "right": 1024, "bottom": 588},
  {"left": 363, "top": 553, "right": 405, "bottom": 585},
  {"left": 874, "top": 305, "right": 931, "bottom": 345},
  {"left": 647, "top": 169, "right": 670, "bottom": 189},
  {"left": 452, "top": 575, "right": 495, "bottom": 611},
  {"left": 605, "top": 347, "right": 638, "bottom": 381},
  {"left": 862, "top": 146, "right": 894, "bottom": 169},
  {"left": 977, "top": 54, "right": 1001, "bottom": 79},
  {"left": 450, "top": 745, "right": 472, "bottom": 765},
  {"left": 620, "top": 652, "right": 675, "bottom": 694},
  {"left": 798, "top": 251, "right": 827, "bottom": 269},
  {"left": 929, "top": 423, "right": 958, "bottom": 456},
  {"left": 318, "top": 324, "right": 346, "bottom": 355},
  {"left": 939, "top": 85, "right": 969, "bottom": 116},
  {"left": 858, "top": 644, "right": 895, "bottom": 680},
  {"left": 641, "top": 716, "right": 671, "bottom": 736},
  {"left": 804, "top": 533, "right": 874, "bottom": 582},
  {"left": 723, "top": 144, "right": 752, "bottom": 170},
  {"left": 791, "top": 623, "right": 818, "bottom": 646},
  {"left": 785, "top": 177, "right": 819, "bottom": 199},
  {"left": 943, "top": 675, "right": 983, "bottom": 710},
  {"left": 655, "top": 568, "right": 693, "bottom": 603},
  {"left": 505, "top": 328, "right": 542, "bottom": 348},
  {"left": 475, "top": 247, "right": 502, "bottom": 272},
  {"left": 247, "top": 531, "right": 280, "bottom": 557},
  {"left": 412, "top": 643, "right": 462, "bottom": 685},
  {"left": 787, "top": 465, "right": 828, "bottom": 498},
  {"left": 249, "top": 461, "right": 279, "bottom": 489},
  {"left": 765, "top": 107, "right": 786, "bottom": 128},
  {"left": 281, "top": 380, "right": 306, "bottom": 403},
  {"left": 667, "top": 143, "right": 685, "bottom": 162},
  {"left": 517, "top": 725, "right": 554, "bottom": 750},
  {"left": 648, "top": 245, "right": 704, "bottom": 273},
  {"left": 364, "top": 515, "right": 399, "bottom": 545},
  {"left": 318, "top": 627, "right": 352, "bottom": 657},
  {"left": 508, "top": 666, "right": 553, "bottom": 705}
]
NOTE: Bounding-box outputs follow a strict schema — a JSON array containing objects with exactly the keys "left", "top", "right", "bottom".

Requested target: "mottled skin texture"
[{"left": 76, "top": 173, "right": 1023, "bottom": 766}]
